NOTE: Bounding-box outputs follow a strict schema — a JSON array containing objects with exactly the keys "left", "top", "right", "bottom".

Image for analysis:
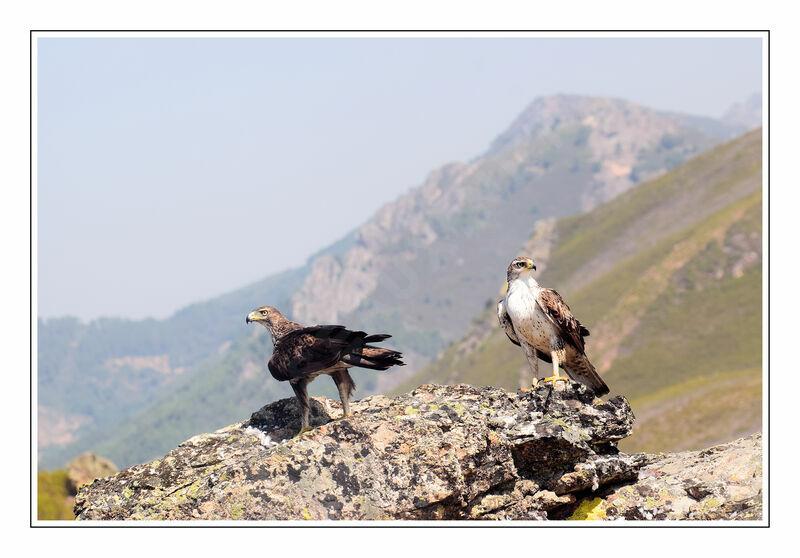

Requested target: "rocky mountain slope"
[
  {"left": 73, "top": 384, "right": 762, "bottom": 521},
  {"left": 292, "top": 96, "right": 739, "bottom": 346},
  {"left": 39, "top": 95, "right": 748, "bottom": 470},
  {"left": 396, "top": 129, "right": 763, "bottom": 454}
]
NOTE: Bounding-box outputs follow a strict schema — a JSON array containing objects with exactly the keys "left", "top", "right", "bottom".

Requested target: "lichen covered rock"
[
  {"left": 73, "top": 383, "right": 761, "bottom": 521},
  {"left": 567, "top": 434, "right": 762, "bottom": 521}
]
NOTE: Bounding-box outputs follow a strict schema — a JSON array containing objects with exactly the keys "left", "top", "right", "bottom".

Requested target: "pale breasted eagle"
[
  {"left": 246, "top": 306, "right": 405, "bottom": 432},
  {"left": 497, "top": 257, "right": 609, "bottom": 395}
]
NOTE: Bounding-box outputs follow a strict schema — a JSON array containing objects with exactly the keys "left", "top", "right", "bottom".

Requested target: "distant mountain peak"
[
  {"left": 721, "top": 92, "right": 763, "bottom": 130},
  {"left": 489, "top": 95, "right": 651, "bottom": 155},
  {"left": 489, "top": 94, "right": 747, "bottom": 156}
]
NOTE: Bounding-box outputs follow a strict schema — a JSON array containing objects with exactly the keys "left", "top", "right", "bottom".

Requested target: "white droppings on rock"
[{"left": 244, "top": 426, "right": 280, "bottom": 448}]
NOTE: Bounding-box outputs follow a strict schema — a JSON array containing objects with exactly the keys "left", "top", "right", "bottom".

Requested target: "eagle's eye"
[
  {"left": 516, "top": 261, "right": 525, "bottom": 268},
  {"left": 260, "top": 310, "right": 267, "bottom": 315}
]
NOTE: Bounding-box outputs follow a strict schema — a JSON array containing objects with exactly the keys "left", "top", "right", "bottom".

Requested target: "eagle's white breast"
[{"left": 505, "top": 278, "right": 558, "bottom": 352}]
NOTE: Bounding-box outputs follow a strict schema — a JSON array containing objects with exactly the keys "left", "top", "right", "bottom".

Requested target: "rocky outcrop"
[
  {"left": 74, "top": 383, "right": 761, "bottom": 521},
  {"left": 66, "top": 453, "right": 118, "bottom": 495},
  {"left": 573, "top": 434, "right": 762, "bottom": 520}
]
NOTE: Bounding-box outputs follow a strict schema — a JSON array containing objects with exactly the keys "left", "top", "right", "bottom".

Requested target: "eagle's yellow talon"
[
  {"left": 295, "top": 426, "right": 314, "bottom": 437},
  {"left": 538, "top": 376, "right": 569, "bottom": 387}
]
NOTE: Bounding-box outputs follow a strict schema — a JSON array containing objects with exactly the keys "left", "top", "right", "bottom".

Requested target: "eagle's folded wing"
[
  {"left": 536, "top": 289, "right": 589, "bottom": 352},
  {"left": 497, "top": 299, "right": 521, "bottom": 347},
  {"left": 268, "top": 325, "right": 364, "bottom": 381}
]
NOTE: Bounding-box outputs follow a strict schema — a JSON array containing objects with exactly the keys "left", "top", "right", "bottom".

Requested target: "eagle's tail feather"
[
  {"left": 342, "top": 347, "right": 405, "bottom": 370},
  {"left": 363, "top": 333, "right": 392, "bottom": 343},
  {"left": 564, "top": 353, "right": 609, "bottom": 396}
]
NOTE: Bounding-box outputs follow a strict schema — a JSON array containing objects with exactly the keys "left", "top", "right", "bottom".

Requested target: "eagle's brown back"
[
  {"left": 537, "top": 288, "right": 590, "bottom": 353},
  {"left": 268, "top": 325, "right": 355, "bottom": 381},
  {"left": 267, "top": 325, "right": 404, "bottom": 382}
]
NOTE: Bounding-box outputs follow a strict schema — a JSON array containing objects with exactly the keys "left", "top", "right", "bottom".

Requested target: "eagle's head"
[
  {"left": 246, "top": 305, "right": 284, "bottom": 329},
  {"left": 507, "top": 257, "right": 536, "bottom": 282}
]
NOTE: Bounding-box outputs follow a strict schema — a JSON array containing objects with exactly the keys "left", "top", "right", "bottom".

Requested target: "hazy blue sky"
[{"left": 37, "top": 36, "right": 762, "bottom": 321}]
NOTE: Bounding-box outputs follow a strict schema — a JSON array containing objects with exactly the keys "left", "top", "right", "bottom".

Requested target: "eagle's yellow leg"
[{"left": 539, "top": 352, "right": 569, "bottom": 387}]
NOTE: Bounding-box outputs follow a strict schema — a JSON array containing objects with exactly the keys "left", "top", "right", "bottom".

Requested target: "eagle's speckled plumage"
[{"left": 498, "top": 257, "right": 609, "bottom": 396}]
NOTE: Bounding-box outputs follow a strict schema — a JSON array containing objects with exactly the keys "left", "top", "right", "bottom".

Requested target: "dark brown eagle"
[
  {"left": 498, "top": 256, "right": 609, "bottom": 396},
  {"left": 246, "top": 306, "right": 405, "bottom": 432}
]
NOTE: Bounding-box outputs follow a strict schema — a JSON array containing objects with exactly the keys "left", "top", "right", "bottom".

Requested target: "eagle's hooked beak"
[
  {"left": 246, "top": 311, "right": 260, "bottom": 324},
  {"left": 528, "top": 261, "right": 536, "bottom": 271}
]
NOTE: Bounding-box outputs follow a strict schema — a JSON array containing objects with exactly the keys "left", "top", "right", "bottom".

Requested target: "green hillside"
[
  {"left": 37, "top": 470, "right": 74, "bottom": 520},
  {"left": 396, "top": 129, "right": 762, "bottom": 453}
]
